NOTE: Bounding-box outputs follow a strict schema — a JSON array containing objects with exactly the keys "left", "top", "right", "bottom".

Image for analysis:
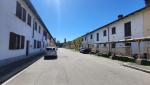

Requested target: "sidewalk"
[
  {"left": 123, "top": 62, "right": 150, "bottom": 74},
  {"left": 0, "top": 54, "right": 43, "bottom": 84}
]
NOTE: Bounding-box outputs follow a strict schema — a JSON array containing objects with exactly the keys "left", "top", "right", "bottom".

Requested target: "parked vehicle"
[
  {"left": 79, "top": 48, "right": 84, "bottom": 53},
  {"left": 80, "top": 48, "right": 91, "bottom": 54},
  {"left": 44, "top": 47, "right": 57, "bottom": 59}
]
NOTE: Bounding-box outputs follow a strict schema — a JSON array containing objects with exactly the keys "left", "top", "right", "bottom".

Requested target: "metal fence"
[
  {"left": 99, "top": 47, "right": 108, "bottom": 54},
  {"left": 111, "top": 47, "right": 131, "bottom": 57},
  {"left": 97, "top": 42, "right": 150, "bottom": 60},
  {"left": 147, "top": 47, "right": 150, "bottom": 60}
]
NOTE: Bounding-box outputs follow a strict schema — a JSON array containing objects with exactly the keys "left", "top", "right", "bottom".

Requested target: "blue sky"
[{"left": 31, "top": 0, "right": 145, "bottom": 42}]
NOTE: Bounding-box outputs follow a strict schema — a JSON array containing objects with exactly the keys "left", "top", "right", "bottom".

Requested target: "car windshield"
[{"left": 46, "top": 48, "right": 53, "bottom": 51}]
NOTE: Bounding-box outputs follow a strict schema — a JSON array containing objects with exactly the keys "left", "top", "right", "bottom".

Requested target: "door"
[
  {"left": 125, "top": 43, "right": 131, "bottom": 57},
  {"left": 26, "top": 40, "right": 29, "bottom": 56},
  {"left": 124, "top": 22, "right": 131, "bottom": 37}
]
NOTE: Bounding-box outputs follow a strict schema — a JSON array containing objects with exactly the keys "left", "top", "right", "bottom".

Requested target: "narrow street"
[{"left": 3, "top": 48, "right": 150, "bottom": 85}]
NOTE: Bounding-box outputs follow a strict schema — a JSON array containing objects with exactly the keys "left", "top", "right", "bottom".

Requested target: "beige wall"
[
  {"left": 144, "top": 7, "right": 150, "bottom": 37},
  {"left": 143, "top": 7, "right": 150, "bottom": 57}
]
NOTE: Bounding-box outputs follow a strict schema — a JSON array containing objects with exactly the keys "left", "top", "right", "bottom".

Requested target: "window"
[
  {"left": 22, "top": 8, "right": 26, "bottom": 22},
  {"left": 16, "top": 34, "right": 21, "bottom": 49},
  {"left": 88, "top": 44, "right": 90, "bottom": 48},
  {"left": 16, "top": 2, "right": 26, "bottom": 22},
  {"left": 16, "top": 2, "right": 22, "bottom": 19},
  {"left": 112, "top": 27, "right": 116, "bottom": 34},
  {"left": 103, "top": 43, "right": 107, "bottom": 47},
  {"left": 21, "top": 36, "right": 25, "bottom": 49},
  {"left": 34, "top": 22, "right": 37, "bottom": 31},
  {"left": 34, "top": 40, "right": 36, "bottom": 48},
  {"left": 43, "top": 42, "right": 45, "bottom": 48},
  {"left": 32, "top": 20, "right": 35, "bottom": 38},
  {"left": 96, "top": 44, "right": 99, "bottom": 48},
  {"left": 39, "top": 26, "right": 41, "bottom": 33},
  {"left": 9, "top": 32, "right": 25, "bottom": 50},
  {"left": 45, "top": 35, "right": 47, "bottom": 40},
  {"left": 27, "top": 14, "right": 32, "bottom": 26},
  {"left": 37, "top": 41, "right": 41, "bottom": 48},
  {"left": 103, "top": 30, "right": 107, "bottom": 36},
  {"left": 111, "top": 43, "right": 116, "bottom": 48},
  {"left": 37, "top": 41, "right": 39, "bottom": 48},
  {"left": 43, "top": 31, "right": 47, "bottom": 40},
  {"left": 125, "top": 43, "right": 131, "bottom": 47},
  {"left": 96, "top": 33, "right": 99, "bottom": 41},
  {"left": 85, "top": 37, "right": 86, "bottom": 41},
  {"left": 9, "top": 32, "right": 16, "bottom": 49},
  {"left": 39, "top": 41, "right": 41, "bottom": 48},
  {"left": 124, "top": 22, "right": 131, "bottom": 37},
  {"left": 90, "top": 35, "right": 93, "bottom": 39}
]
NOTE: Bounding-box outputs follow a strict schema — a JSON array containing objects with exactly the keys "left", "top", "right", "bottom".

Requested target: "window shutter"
[
  {"left": 22, "top": 8, "right": 26, "bottom": 22},
  {"left": 27, "top": 14, "right": 32, "bottom": 26},
  {"left": 16, "top": 34, "right": 20, "bottom": 49},
  {"left": 35, "top": 22, "right": 37, "bottom": 31},
  {"left": 21, "top": 36, "right": 25, "bottom": 49},
  {"left": 34, "top": 40, "right": 36, "bottom": 48},
  {"left": 97, "top": 33, "right": 99, "bottom": 41},
  {"left": 124, "top": 22, "right": 131, "bottom": 37},
  {"left": 112, "top": 27, "right": 116, "bottom": 34},
  {"left": 9, "top": 32, "right": 15, "bottom": 49},
  {"left": 16, "top": 2, "right": 22, "bottom": 19}
]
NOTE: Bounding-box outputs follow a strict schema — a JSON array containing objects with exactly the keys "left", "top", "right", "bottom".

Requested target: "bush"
[
  {"left": 112, "top": 56, "right": 135, "bottom": 63},
  {"left": 141, "top": 60, "right": 150, "bottom": 66},
  {"left": 98, "top": 53, "right": 135, "bottom": 63},
  {"left": 102, "top": 53, "right": 110, "bottom": 58},
  {"left": 97, "top": 53, "right": 102, "bottom": 56}
]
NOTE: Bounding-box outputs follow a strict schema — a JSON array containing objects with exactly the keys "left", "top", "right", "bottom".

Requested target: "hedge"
[
  {"left": 112, "top": 56, "right": 135, "bottom": 63},
  {"left": 141, "top": 60, "right": 150, "bottom": 66}
]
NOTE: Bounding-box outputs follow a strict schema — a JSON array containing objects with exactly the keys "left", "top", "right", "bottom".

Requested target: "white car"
[{"left": 44, "top": 47, "right": 57, "bottom": 59}]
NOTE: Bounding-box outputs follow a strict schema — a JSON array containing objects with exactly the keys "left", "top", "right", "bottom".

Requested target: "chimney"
[
  {"left": 145, "top": 0, "right": 150, "bottom": 7},
  {"left": 118, "top": 15, "right": 124, "bottom": 19}
]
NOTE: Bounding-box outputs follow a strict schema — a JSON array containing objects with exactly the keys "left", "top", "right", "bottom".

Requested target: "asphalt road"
[{"left": 3, "top": 48, "right": 150, "bottom": 85}]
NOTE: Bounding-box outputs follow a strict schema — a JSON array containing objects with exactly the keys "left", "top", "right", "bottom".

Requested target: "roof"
[
  {"left": 82, "top": 6, "right": 150, "bottom": 37},
  {"left": 23, "top": 0, "right": 56, "bottom": 44}
]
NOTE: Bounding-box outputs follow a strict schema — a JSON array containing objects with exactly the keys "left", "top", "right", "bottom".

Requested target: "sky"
[{"left": 31, "top": 0, "right": 145, "bottom": 42}]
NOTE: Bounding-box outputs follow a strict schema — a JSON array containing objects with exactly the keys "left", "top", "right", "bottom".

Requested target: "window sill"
[{"left": 124, "top": 36, "right": 131, "bottom": 39}]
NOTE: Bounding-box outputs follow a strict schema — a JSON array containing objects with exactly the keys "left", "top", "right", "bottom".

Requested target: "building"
[
  {"left": 81, "top": 1, "right": 150, "bottom": 60},
  {"left": 0, "top": 0, "right": 56, "bottom": 66},
  {"left": 73, "top": 37, "right": 83, "bottom": 50}
]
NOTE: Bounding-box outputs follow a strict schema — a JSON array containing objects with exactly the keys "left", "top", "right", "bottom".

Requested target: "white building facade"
[
  {"left": 0, "top": 0, "right": 56, "bottom": 66},
  {"left": 82, "top": 6, "right": 150, "bottom": 59}
]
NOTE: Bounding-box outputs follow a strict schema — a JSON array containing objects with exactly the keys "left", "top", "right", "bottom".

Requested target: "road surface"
[{"left": 3, "top": 48, "right": 150, "bottom": 85}]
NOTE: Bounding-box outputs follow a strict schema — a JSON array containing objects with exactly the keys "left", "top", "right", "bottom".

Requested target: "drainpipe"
[
  {"left": 32, "top": 18, "right": 35, "bottom": 38},
  {"left": 99, "top": 44, "right": 101, "bottom": 53},
  {"left": 135, "top": 40, "right": 142, "bottom": 65},
  {"left": 137, "top": 40, "right": 141, "bottom": 59}
]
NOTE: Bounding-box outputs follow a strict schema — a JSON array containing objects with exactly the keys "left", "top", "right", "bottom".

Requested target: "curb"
[{"left": 123, "top": 63, "right": 150, "bottom": 74}]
